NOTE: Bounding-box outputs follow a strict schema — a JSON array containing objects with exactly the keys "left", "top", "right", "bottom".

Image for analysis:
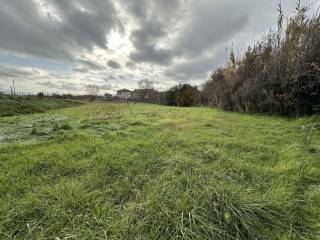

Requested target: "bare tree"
[
  {"left": 137, "top": 79, "right": 154, "bottom": 89},
  {"left": 85, "top": 84, "right": 100, "bottom": 96},
  {"left": 134, "top": 79, "right": 155, "bottom": 103}
]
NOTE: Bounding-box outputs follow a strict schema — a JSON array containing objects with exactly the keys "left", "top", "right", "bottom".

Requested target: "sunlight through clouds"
[{"left": 0, "top": 0, "right": 319, "bottom": 95}]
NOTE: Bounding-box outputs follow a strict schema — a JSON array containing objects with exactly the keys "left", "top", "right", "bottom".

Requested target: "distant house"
[
  {"left": 131, "top": 89, "right": 145, "bottom": 101},
  {"left": 117, "top": 89, "right": 132, "bottom": 100}
]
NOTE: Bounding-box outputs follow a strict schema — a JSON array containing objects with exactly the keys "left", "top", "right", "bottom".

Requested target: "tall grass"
[
  {"left": 203, "top": 2, "right": 320, "bottom": 116},
  {"left": 0, "top": 95, "right": 82, "bottom": 117},
  {"left": 0, "top": 103, "right": 319, "bottom": 239}
]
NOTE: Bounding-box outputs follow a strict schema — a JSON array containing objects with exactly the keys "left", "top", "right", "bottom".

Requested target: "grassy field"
[
  {"left": 0, "top": 102, "right": 319, "bottom": 239},
  {"left": 0, "top": 95, "right": 82, "bottom": 117}
]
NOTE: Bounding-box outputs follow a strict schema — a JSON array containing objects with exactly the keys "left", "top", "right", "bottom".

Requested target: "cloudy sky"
[{"left": 0, "top": 0, "right": 319, "bottom": 95}]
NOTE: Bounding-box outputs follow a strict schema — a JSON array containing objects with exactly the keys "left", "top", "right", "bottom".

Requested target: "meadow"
[{"left": 0, "top": 102, "right": 319, "bottom": 239}]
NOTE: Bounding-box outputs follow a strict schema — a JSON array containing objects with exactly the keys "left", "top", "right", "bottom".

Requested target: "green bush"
[{"left": 166, "top": 84, "right": 200, "bottom": 107}]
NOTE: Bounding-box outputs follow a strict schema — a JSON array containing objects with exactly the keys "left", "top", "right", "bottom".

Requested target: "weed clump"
[
  {"left": 31, "top": 126, "right": 48, "bottom": 136},
  {"left": 52, "top": 122, "right": 73, "bottom": 132},
  {"left": 123, "top": 171, "right": 291, "bottom": 240}
]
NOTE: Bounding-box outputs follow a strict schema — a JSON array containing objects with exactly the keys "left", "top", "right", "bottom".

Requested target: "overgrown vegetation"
[
  {"left": 0, "top": 102, "right": 319, "bottom": 239},
  {"left": 202, "top": 3, "right": 320, "bottom": 116},
  {"left": 166, "top": 84, "right": 200, "bottom": 107},
  {"left": 0, "top": 95, "right": 82, "bottom": 117}
]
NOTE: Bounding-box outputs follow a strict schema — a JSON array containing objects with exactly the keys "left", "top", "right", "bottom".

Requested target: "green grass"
[
  {"left": 0, "top": 95, "right": 83, "bottom": 117},
  {"left": 0, "top": 102, "right": 319, "bottom": 239}
]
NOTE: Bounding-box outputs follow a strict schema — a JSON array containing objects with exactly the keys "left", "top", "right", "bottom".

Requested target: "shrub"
[
  {"left": 202, "top": 3, "right": 320, "bottom": 116},
  {"left": 52, "top": 122, "right": 73, "bottom": 132},
  {"left": 166, "top": 84, "right": 200, "bottom": 107}
]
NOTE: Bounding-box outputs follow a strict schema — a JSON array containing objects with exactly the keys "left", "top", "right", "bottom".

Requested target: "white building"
[{"left": 117, "top": 89, "right": 132, "bottom": 100}]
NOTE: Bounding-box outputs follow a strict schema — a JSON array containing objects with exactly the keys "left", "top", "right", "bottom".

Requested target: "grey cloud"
[
  {"left": 37, "top": 81, "right": 59, "bottom": 89},
  {"left": 122, "top": 0, "right": 251, "bottom": 65},
  {"left": 73, "top": 67, "right": 88, "bottom": 73},
  {"left": 121, "top": 0, "right": 182, "bottom": 24},
  {"left": 98, "top": 83, "right": 117, "bottom": 90},
  {"left": 103, "top": 75, "right": 116, "bottom": 81},
  {"left": 0, "top": 64, "right": 85, "bottom": 94},
  {"left": 166, "top": 48, "right": 227, "bottom": 81},
  {"left": 0, "top": 65, "right": 37, "bottom": 79},
  {"left": 121, "top": 0, "right": 183, "bottom": 65},
  {"left": 118, "top": 75, "right": 126, "bottom": 80},
  {"left": 38, "top": 81, "right": 84, "bottom": 92},
  {"left": 125, "top": 61, "right": 136, "bottom": 70},
  {"left": 0, "top": 0, "right": 305, "bottom": 93},
  {"left": 130, "top": 25, "right": 173, "bottom": 65},
  {"left": 130, "top": 45, "right": 172, "bottom": 65},
  {"left": 172, "top": 0, "right": 249, "bottom": 57},
  {"left": 77, "top": 59, "right": 104, "bottom": 70},
  {"left": 107, "top": 60, "right": 121, "bottom": 69},
  {"left": 0, "top": 0, "right": 121, "bottom": 60}
]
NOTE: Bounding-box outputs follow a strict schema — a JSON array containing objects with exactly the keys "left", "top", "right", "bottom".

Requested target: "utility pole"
[
  {"left": 10, "top": 80, "right": 16, "bottom": 95},
  {"left": 12, "top": 80, "right": 16, "bottom": 95}
]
